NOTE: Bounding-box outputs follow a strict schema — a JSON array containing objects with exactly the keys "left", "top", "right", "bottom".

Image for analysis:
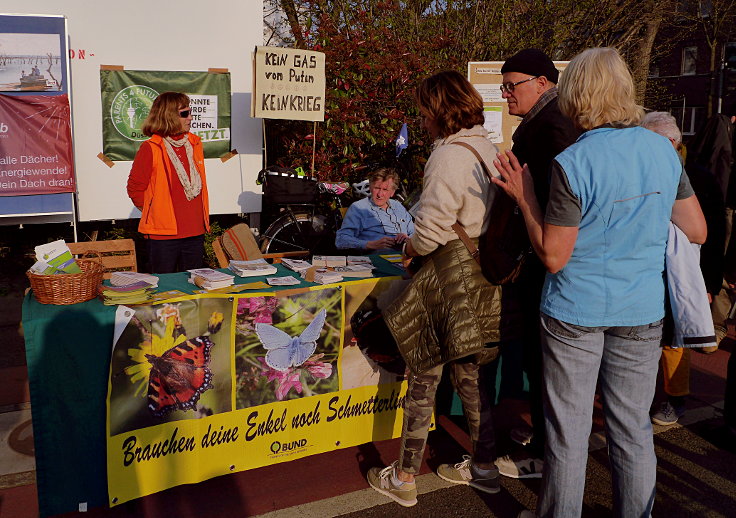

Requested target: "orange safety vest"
[{"left": 138, "top": 133, "right": 210, "bottom": 236}]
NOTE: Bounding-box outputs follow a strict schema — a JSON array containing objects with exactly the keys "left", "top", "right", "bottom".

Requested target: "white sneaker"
[
  {"left": 651, "top": 401, "right": 685, "bottom": 426},
  {"left": 496, "top": 453, "right": 543, "bottom": 479}
]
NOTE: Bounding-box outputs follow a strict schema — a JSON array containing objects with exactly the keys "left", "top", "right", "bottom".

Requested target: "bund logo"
[
  {"left": 270, "top": 438, "right": 307, "bottom": 455},
  {"left": 0, "top": 121, "right": 7, "bottom": 138},
  {"left": 110, "top": 85, "right": 159, "bottom": 141}
]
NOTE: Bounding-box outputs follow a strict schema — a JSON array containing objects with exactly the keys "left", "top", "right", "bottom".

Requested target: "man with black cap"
[{"left": 494, "top": 48, "right": 580, "bottom": 480}]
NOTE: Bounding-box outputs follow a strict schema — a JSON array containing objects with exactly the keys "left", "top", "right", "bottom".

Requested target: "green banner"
[{"left": 100, "top": 70, "right": 231, "bottom": 161}]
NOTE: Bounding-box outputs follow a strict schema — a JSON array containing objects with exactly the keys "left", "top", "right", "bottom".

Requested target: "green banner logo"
[{"left": 110, "top": 85, "right": 159, "bottom": 141}]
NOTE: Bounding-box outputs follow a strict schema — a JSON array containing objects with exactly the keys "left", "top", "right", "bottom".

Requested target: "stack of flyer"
[
  {"left": 337, "top": 256, "right": 375, "bottom": 277},
  {"left": 30, "top": 240, "right": 81, "bottom": 275},
  {"left": 188, "top": 268, "right": 235, "bottom": 290},
  {"left": 110, "top": 271, "right": 159, "bottom": 288},
  {"left": 280, "top": 258, "right": 312, "bottom": 273},
  {"left": 312, "top": 255, "right": 347, "bottom": 267},
  {"left": 332, "top": 265, "right": 374, "bottom": 278},
  {"left": 347, "top": 256, "right": 374, "bottom": 268},
  {"left": 228, "top": 259, "right": 277, "bottom": 277},
  {"left": 304, "top": 268, "right": 343, "bottom": 285},
  {"left": 100, "top": 281, "right": 156, "bottom": 306}
]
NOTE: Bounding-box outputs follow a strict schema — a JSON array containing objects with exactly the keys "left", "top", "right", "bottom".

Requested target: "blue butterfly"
[{"left": 255, "top": 309, "right": 327, "bottom": 371}]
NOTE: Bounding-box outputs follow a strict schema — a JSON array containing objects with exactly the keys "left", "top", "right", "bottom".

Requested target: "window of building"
[
  {"left": 671, "top": 106, "right": 705, "bottom": 136},
  {"left": 682, "top": 46, "right": 697, "bottom": 75}
]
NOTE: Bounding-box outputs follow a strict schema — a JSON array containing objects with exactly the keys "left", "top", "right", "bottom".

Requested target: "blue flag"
[{"left": 395, "top": 123, "right": 408, "bottom": 157}]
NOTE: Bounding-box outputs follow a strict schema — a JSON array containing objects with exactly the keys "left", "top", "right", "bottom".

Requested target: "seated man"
[{"left": 336, "top": 168, "right": 414, "bottom": 252}]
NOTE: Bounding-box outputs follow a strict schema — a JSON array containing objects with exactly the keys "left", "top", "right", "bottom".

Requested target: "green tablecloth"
[{"left": 23, "top": 257, "right": 405, "bottom": 517}]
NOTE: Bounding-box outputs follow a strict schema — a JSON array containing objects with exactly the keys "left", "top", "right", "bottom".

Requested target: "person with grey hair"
[
  {"left": 642, "top": 111, "right": 727, "bottom": 427},
  {"left": 641, "top": 111, "right": 682, "bottom": 148}
]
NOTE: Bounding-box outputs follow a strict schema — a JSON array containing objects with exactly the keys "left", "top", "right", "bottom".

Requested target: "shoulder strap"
[
  {"left": 446, "top": 141, "right": 494, "bottom": 265},
  {"left": 451, "top": 222, "right": 480, "bottom": 263},
  {"left": 451, "top": 141, "right": 495, "bottom": 181}
]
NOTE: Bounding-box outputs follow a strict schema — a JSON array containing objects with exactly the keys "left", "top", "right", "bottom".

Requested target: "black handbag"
[
  {"left": 350, "top": 308, "right": 406, "bottom": 375},
  {"left": 451, "top": 142, "right": 531, "bottom": 285}
]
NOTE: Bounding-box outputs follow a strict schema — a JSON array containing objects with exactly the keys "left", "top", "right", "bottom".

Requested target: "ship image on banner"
[{"left": 100, "top": 69, "right": 232, "bottom": 161}]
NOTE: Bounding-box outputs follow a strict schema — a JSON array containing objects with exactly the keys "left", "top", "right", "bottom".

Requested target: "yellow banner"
[{"left": 107, "top": 278, "right": 411, "bottom": 506}]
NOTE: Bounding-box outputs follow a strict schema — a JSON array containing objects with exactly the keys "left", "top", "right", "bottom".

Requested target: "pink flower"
[
  {"left": 258, "top": 357, "right": 303, "bottom": 400},
  {"left": 303, "top": 354, "right": 333, "bottom": 379},
  {"left": 238, "top": 297, "right": 278, "bottom": 323}
]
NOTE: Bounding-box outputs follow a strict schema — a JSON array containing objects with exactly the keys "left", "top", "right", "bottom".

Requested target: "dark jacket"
[
  {"left": 511, "top": 96, "right": 581, "bottom": 211},
  {"left": 688, "top": 163, "right": 726, "bottom": 296},
  {"left": 384, "top": 239, "right": 522, "bottom": 374},
  {"left": 687, "top": 114, "right": 735, "bottom": 208},
  {"left": 510, "top": 95, "right": 580, "bottom": 290}
]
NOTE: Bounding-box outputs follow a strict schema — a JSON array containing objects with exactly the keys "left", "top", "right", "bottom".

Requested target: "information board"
[{"left": 467, "top": 61, "right": 569, "bottom": 153}]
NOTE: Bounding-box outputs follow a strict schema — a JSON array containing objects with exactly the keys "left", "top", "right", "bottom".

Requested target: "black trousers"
[{"left": 147, "top": 234, "right": 205, "bottom": 274}]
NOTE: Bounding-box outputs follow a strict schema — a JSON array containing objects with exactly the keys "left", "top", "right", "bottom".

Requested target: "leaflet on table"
[
  {"left": 312, "top": 255, "right": 347, "bottom": 267},
  {"left": 228, "top": 259, "right": 277, "bottom": 277},
  {"left": 303, "top": 268, "right": 343, "bottom": 284},
  {"left": 266, "top": 275, "right": 301, "bottom": 286},
  {"left": 280, "top": 258, "right": 313, "bottom": 272},
  {"left": 102, "top": 281, "right": 156, "bottom": 292},
  {"left": 331, "top": 265, "right": 373, "bottom": 278},
  {"left": 188, "top": 268, "right": 235, "bottom": 290},
  {"left": 109, "top": 271, "right": 159, "bottom": 287},
  {"left": 33, "top": 240, "right": 81, "bottom": 274},
  {"left": 346, "top": 256, "right": 374, "bottom": 268},
  {"left": 193, "top": 281, "right": 270, "bottom": 294}
]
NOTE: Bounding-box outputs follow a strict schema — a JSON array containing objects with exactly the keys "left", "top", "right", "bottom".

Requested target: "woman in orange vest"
[{"left": 127, "top": 92, "right": 210, "bottom": 273}]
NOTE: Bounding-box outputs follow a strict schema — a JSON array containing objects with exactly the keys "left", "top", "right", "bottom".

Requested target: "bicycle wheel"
[{"left": 260, "top": 211, "right": 333, "bottom": 255}]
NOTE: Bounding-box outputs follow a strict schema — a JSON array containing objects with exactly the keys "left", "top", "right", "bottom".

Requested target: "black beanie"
[{"left": 501, "top": 49, "right": 559, "bottom": 84}]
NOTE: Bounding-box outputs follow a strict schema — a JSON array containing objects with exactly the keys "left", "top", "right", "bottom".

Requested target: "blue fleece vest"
[{"left": 540, "top": 126, "right": 681, "bottom": 326}]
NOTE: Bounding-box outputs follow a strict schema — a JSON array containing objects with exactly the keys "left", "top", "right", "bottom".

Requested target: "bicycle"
[{"left": 257, "top": 167, "right": 350, "bottom": 255}]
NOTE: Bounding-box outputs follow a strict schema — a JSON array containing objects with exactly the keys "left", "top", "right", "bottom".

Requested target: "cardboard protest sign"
[{"left": 252, "top": 46, "right": 326, "bottom": 122}]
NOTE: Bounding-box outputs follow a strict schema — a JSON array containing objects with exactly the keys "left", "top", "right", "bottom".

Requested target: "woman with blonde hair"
[
  {"left": 127, "top": 91, "right": 210, "bottom": 273},
  {"left": 494, "top": 48, "right": 706, "bottom": 517},
  {"left": 366, "top": 70, "right": 521, "bottom": 507}
]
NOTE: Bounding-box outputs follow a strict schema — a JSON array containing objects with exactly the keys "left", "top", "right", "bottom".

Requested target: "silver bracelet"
[{"left": 402, "top": 241, "right": 408, "bottom": 256}]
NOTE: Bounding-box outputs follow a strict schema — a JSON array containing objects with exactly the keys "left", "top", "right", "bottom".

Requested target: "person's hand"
[
  {"left": 708, "top": 292, "right": 713, "bottom": 304},
  {"left": 366, "top": 236, "right": 395, "bottom": 250},
  {"left": 394, "top": 233, "right": 410, "bottom": 244},
  {"left": 492, "top": 150, "right": 534, "bottom": 207}
]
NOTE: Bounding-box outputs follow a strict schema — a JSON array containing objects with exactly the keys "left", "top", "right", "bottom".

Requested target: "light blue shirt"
[
  {"left": 541, "top": 126, "right": 681, "bottom": 326},
  {"left": 335, "top": 197, "right": 414, "bottom": 250}
]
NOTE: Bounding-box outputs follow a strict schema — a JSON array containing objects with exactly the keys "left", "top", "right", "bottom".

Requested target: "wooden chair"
[
  {"left": 214, "top": 223, "right": 309, "bottom": 268},
  {"left": 68, "top": 239, "right": 137, "bottom": 279}
]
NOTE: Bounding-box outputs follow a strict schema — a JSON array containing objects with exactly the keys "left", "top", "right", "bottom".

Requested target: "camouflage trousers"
[{"left": 398, "top": 359, "right": 496, "bottom": 474}]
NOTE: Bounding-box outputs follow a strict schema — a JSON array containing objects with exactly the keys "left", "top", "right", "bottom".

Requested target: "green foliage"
[{"left": 266, "top": 1, "right": 460, "bottom": 187}]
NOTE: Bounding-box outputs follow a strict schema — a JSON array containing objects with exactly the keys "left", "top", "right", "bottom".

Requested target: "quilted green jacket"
[{"left": 384, "top": 239, "right": 523, "bottom": 374}]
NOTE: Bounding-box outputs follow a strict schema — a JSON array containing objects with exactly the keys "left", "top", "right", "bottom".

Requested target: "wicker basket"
[{"left": 27, "top": 258, "right": 105, "bottom": 305}]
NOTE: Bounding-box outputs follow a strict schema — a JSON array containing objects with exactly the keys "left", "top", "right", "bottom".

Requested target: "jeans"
[
  {"left": 147, "top": 235, "right": 205, "bottom": 274},
  {"left": 537, "top": 314, "right": 663, "bottom": 518}
]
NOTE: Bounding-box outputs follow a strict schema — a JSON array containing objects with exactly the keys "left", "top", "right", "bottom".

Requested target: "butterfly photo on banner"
[
  {"left": 255, "top": 308, "right": 327, "bottom": 371},
  {"left": 146, "top": 335, "right": 214, "bottom": 417},
  {"left": 145, "top": 311, "right": 223, "bottom": 417}
]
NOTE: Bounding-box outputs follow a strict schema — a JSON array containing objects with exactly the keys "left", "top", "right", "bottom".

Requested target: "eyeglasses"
[
  {"left": 499, "top": 76, "right": 538, "bottom": 94},
  {"left": 178, "top": 109, "right": 191, "bottom": 118}
]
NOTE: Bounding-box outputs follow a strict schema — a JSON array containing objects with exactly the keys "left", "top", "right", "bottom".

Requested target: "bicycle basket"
[{"left": 260, "top": 167, "right": 318, "bottom": 204}]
